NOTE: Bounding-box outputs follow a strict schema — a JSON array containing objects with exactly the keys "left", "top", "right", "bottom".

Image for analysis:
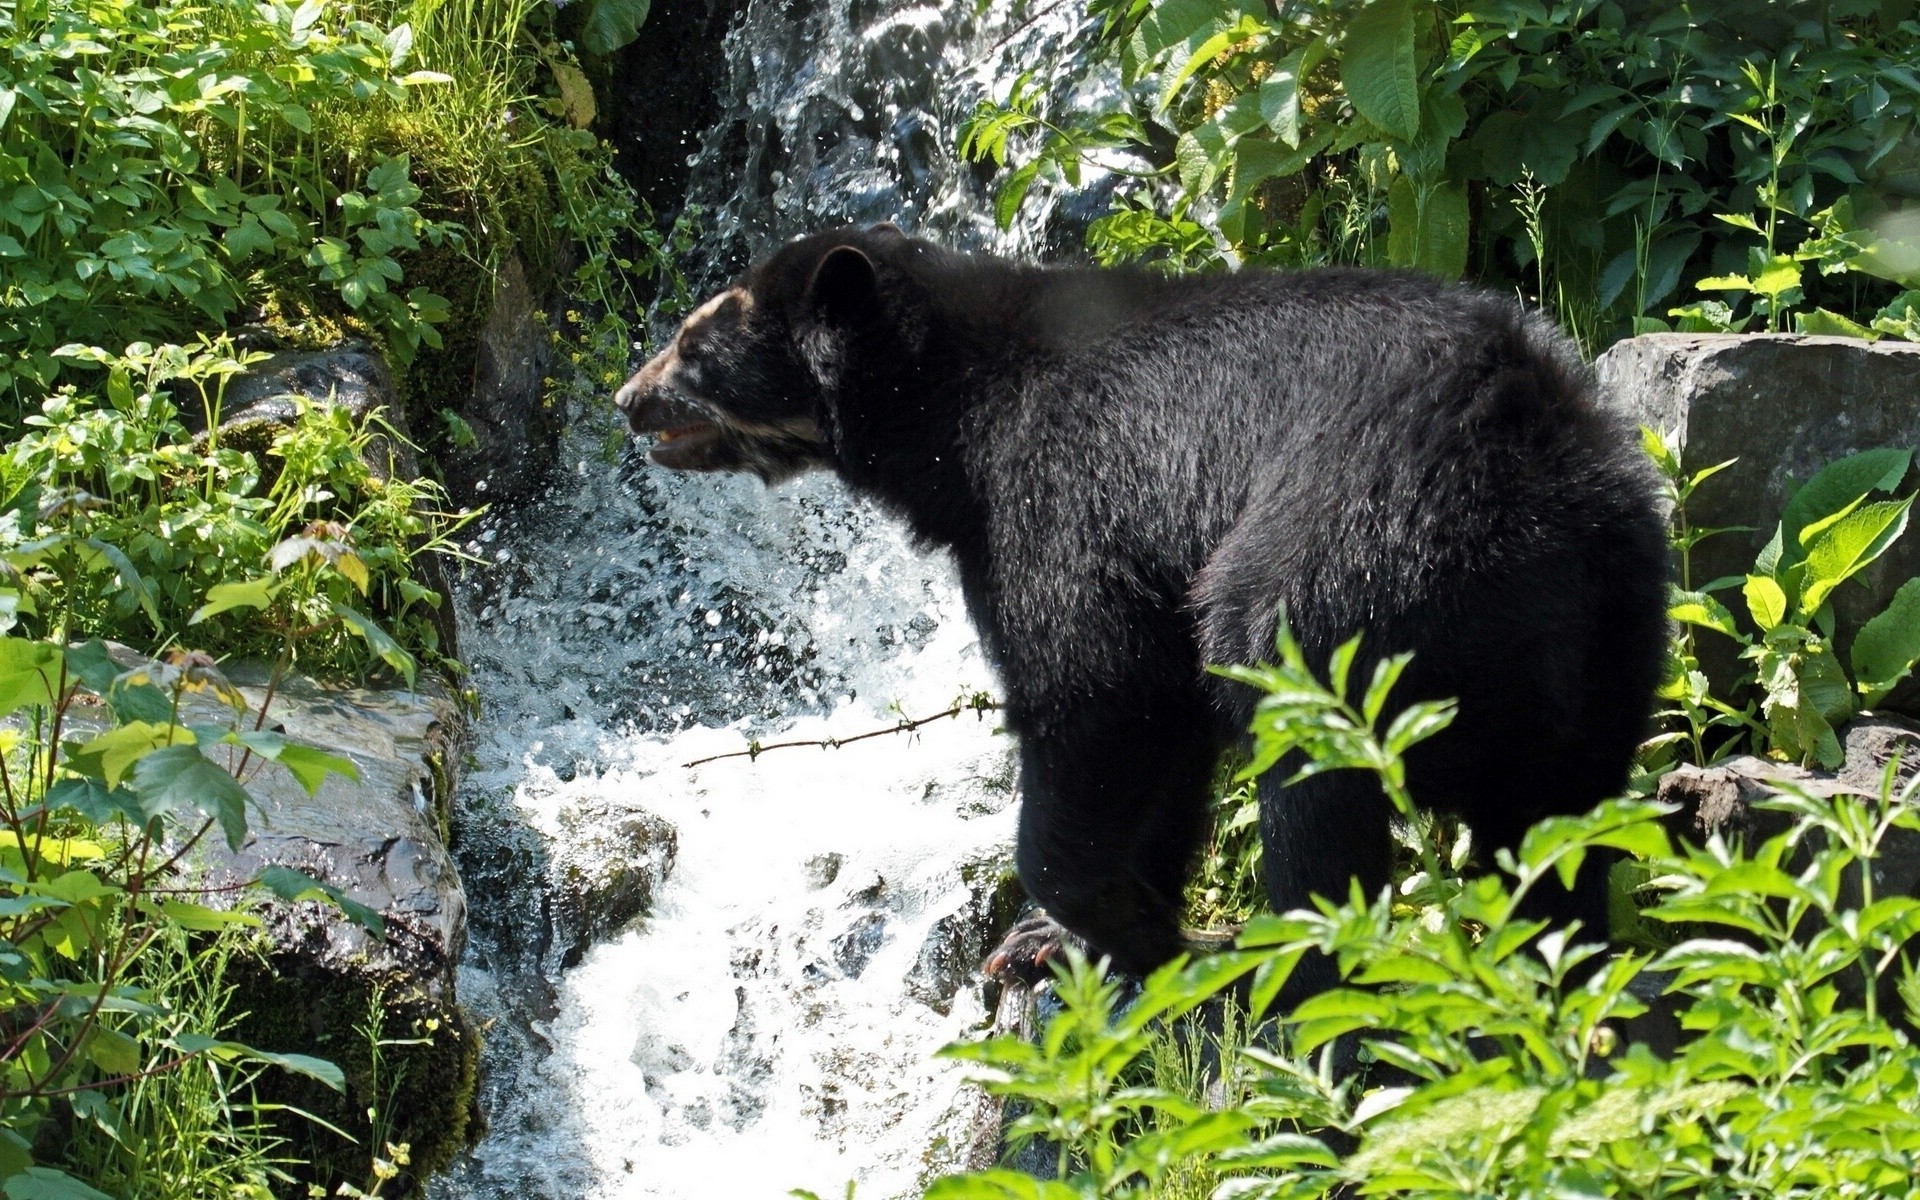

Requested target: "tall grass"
[{"left": 63, "top": 931, "right": 294, "bottom": 1200}]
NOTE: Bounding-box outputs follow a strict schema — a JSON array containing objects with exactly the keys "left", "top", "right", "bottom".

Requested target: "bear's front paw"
[{"left": 983, "top": 912, "right": 1086, "bottom": 985}]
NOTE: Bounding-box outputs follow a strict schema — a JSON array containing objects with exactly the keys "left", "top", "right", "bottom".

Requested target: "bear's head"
[{"left": 614, "top": 223, "right": 934, "bottom": 484}]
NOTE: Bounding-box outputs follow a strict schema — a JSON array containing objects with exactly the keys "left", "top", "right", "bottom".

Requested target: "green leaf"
[
  {"left": 1670, "top": 588, "right": 1743, "bottom": 638},
  {"left": 994, "top": 160, "right": 1041, "bottom": 230},
  {"left": 172, "top": 1033, "right": 346, "bottom": 1092},
  {"left": 69, "top": 721, "right": 182, "bottom": 790},
  {"left": 1796, "top": 307, "right": 1879, "bottom": 340},
  {"left": 129, "top": 744, "right": 253, "bottom": 850},
  {"left": 44, "top": 778, "right": 148, "bottom": 826},
  {"left": 226, "top": 730, "right": 359, "bottom": 795},
  {"left": 1386, "top": 177, "right": 1469, "bottom": 278},
  {"left": 579, "top": 0, "right": 652, "bottom": 56},
  {"left": 85, "top": 1026, "right": 140, "bottom": 1077},
  {"left": 1853, "top": 578, "right": 1920, "bottom": 704},
  {"left": 1258, "top": 47, "right": 1310, "bottom": 147},
  {"left": 190, "top": 577, "right": 277, "bottom": 624},
  {"left": 1340, "top": 0, "right": 1420, "bottom": 142},
  {"left": 0, "top": 637, "right": 62, "bottom": 717},
  {"left": 331, "top": 603, "right": 416, "bottom": 687},
  {"left": 1743, "top": 575, "right": 1788, "bottom": 631},
  {"left": 254, "top": 864, "right": 386, "bottom": 936},
  {"left": 1799, "top": 497, "right": 1914, "bottom": 615},
  {"left": 158, "top": 899, "right": 260, "bottom": 931},
  {"left": 3, "top": 1168, "right": 115, "bottom": 1200},
  {"left": 1778, "top": 447, "right": 1912, "bottom": 565}
]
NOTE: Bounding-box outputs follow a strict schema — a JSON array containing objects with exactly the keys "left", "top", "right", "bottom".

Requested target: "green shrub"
[
  {"left": 0, "top": 338, "right": 468, "bottom": 677},
  {"left": 1650, "top": 434, "right": 1920, "bottom": 771},
  {"left": 930, "top": 612, "right": 1920, "bottom": 1199},
  {"left": 0, "top": 624, "right": 390, "bottom": 1197},
  {"left": 961, "top": 0, "right": 1920, "bottom": 349}
]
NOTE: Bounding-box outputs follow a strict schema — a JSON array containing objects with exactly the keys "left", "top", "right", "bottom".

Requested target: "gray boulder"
[
  {"left": 1596, "top": 332, "right": 1920, "bottom": 646},
  {"left": 439, "top": 254, "right": 560, "bottom": 509}
]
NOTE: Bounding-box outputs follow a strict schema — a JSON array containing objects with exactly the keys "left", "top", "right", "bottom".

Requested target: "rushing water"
[{"left": 431, "top": 0, "right": 1118, "bottom": 1196}]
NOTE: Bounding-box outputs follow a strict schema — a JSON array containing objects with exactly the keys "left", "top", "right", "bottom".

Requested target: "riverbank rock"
[
  {"left": 101, "top": 646, "right": 479, "bottom": 1199},
  {"left": 1596, "top": 334, "right": 1920, "bottom": 705},
  {"left": 438, "top": 255, "right": 561, "bottom": 510},
  {"left": 1655, "top": 716, "right": 1920, "bottom": 898}
]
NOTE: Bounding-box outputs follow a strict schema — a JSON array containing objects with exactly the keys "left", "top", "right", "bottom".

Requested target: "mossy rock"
[{"left": 226, "top": 951, "right": 480, "bottom": 1199}]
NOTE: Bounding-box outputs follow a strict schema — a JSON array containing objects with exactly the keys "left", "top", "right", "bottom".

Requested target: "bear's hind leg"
[{"left": 1259, "top": 767, "right": 1396, "bottom": 1000}]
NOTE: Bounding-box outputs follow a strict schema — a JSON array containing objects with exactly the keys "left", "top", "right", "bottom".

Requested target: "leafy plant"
[
  {"left": 0, "top": 338, "right": 469, "bottom": 677},
  {"left": 1655, "top": 438, "right": 1920, "bottom": 768},
  {"left": 959, "top": 0, "right": 1920, "bottom": 348},
  {"left": 0, "top": 621, "right": 390, "bottom": 1194},
  {"left": 930, "top": 611, "right": 1920, "bottom": 1199}
]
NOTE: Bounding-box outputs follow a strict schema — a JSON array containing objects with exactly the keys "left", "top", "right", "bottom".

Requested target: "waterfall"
[{"left": 430, "top": 0, "right": 1117, "bottom": 1196}]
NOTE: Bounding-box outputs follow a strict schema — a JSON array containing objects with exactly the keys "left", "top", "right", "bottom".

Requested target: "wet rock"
[
  {"left": 833, "top": 912, "right": 891, "bottom": 978},
  {"left": 1596, "top": 333, "right": 1920, "bottom": 707},
  {"left": 92, "top": 646, "right": 478, "bottom": 1198},
  {"left": 805, "top": 851, "right": 845, "bottom": 889},
  {"left": 905, "top": 850, "right": 1023, "bottom": 1013},
  {"left": 440, "top": 255, "right": 559, "bottom": 509},
  {"left": 548, "top": 798, "right": 679, "bottom": 968}
]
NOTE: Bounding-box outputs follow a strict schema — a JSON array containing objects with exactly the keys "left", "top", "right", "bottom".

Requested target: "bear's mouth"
[{"left": 649, "top": 422, "right": 725, "bottom": 470}]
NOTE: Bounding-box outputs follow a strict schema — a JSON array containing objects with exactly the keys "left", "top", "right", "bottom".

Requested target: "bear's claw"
[{"left": 983, "top": 912, "right": 1086, "bottom": 985}]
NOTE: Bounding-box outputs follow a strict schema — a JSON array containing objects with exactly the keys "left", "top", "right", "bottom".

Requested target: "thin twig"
[{"left": 682, "top": 696, "right": 1004, "bottom": 769}]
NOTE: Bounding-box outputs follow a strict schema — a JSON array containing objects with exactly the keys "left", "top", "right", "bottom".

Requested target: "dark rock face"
[
  {"left": 439, "top": 255, "right": 561, "bottom": 510},
  {"left": 599, "top": 0, "right": 752, "bottom": 215},
  {"left": 1596, "top": 333, "right": 1920, "bottom": 665}
]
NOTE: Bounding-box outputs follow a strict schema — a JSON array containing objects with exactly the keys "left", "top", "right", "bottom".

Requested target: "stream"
[{"left": 429, "top": 0, "right": 1121, "bottom": 1195}]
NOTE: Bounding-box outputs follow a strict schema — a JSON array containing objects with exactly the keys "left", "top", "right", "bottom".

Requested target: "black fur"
[{"left": 618, "top": 227, "right": 1671, "bottom": 983}]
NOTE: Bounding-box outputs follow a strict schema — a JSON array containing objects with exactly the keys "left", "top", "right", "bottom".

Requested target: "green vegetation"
[
  {"left": 932, "top": 606, "right": 1920, "bottom": 1200},
  {"left": 1, "top": 0, "right": 665, "bottom": 1192},
  {"left": 0, "top": 627, "right": 386, "bottom": 1197},
  {"left": 961, "top": 0, "right": 1920, "bottom": 350},
  {"left": 1651, "top": 437, "right": 1920, "bottom": 771}
]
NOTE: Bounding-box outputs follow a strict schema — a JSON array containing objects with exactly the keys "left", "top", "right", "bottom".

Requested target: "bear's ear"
[{"left": 805, "top": 244, "right": 879, "bottom": 328}]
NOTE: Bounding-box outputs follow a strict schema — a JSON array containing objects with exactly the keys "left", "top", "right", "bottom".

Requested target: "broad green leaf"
[
  {"left": 129, "top": 744, "right": 252, "bottom": 850},
  {"left": 579, "top": 0, "right": 652, "bottom": 56},
  {"left": 0, "top": 637, "right": 62, "bottom": 716},
  {"left": 1742, "top": 575, "right": 1788, "bottom": 631},
  {"left": 1796, "top": 307, "right": 1879, "bottom": 340},
  {"left": 1341, "top": 0, "right": 1420, "bottom": 142},
  {"left": 1258, "top": 46, "right": 1310, "bottom": 147},
  {"left": 1799, "top": 496, "right": 1913, "bottom": 615},
  {"left": 255, "top": 864, "right": 385, "bottom": 935},
  {"left": 190, "top": 576, "right": 278, "bottom": 623},
  {"left": 3, "top": 1168, "right": 114, "bottom": 1200},
  {"left": 1853, "top": 577, "right": 1920, "bottom": 704},
  {"left": 172, "top": 1033, "right": 345, "bottom": 1092},
  {"left": 1670, "top": 588, "right": 1742, "bottom": 638},
  {"left": 1778, "top": 447, "right": 1912, "bottom": 565},
  {"left": 85, "top": 1026, "right": 140, "bottom": 1077},
  {"left": 1749, "top": 253, "right": 1804, "bottom": 300},
  {"left": 227, "top": 730, "right": 359, "bottom": 795},
  {"left": 1386, "top": 177, "right": 1469, "bottom": 278},
  {"left": 69, "top": 720, "right": 184, "bottom": 789},
  {"left": 43, "top": 778, "right": 148, "bottom": 826},
  {"left": 159, "top": 899, "right": 261, "bottom": 931},
  {"left": 332, "top": 603, "right": 416, "bottom": 686}
]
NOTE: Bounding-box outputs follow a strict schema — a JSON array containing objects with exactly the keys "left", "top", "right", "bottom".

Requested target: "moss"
[{"left": 225, "top": 950, "right": 480, "bottom": 1199}]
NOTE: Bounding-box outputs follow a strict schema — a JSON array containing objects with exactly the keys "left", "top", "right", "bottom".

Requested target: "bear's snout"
[{"left": 614, "top": 351, "right": 707, "bottom": 437}]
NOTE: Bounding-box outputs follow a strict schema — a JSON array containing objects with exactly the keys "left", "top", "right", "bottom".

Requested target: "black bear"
[{"left": 616, "top": 225, "right": 1669, "bottom": 987}]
